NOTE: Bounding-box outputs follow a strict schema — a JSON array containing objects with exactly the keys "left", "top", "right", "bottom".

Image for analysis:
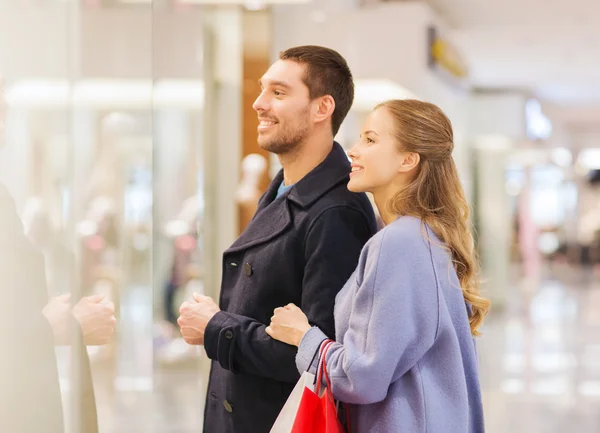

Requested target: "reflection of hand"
[
  {"left": 43, "top": 293, "right": 73, "bottom": 345},
  {"left": 266, "top": 304, "right": 311, "bottom": 347},
  {"left": 72, "top": 294, "right": 117, "bottom": 346},
  {"left": 177, "top": 293, "right": 220, "bottom": 345}
]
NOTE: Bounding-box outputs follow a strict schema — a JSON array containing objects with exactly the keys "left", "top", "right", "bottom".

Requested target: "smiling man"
[{"left": 177, "top": 46, "right": 378, "bottom": 433}]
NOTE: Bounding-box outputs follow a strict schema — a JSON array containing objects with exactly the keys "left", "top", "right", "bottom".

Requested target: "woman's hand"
[{"left": 266, "top": 303, "right": 312, "bottom": 347}]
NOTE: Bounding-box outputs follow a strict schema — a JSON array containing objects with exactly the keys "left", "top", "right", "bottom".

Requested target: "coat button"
[
  {"left": 224, "top": 330, "right": 234, "bottom": 340},
  {"left": 244, "top": 263, "right": 253, "bottom": 276},
  {"left": 223, "top": 400, "right": 233, "bottom": 413}
]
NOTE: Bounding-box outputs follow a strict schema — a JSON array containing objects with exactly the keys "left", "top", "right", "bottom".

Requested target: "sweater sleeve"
[{"left": 297, "top": 224, "right": 441, "bottom": 405}]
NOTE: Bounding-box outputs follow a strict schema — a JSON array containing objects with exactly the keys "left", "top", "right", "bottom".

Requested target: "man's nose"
[{"left": 253, "top": 91, "right": 269, "bottom": 113}]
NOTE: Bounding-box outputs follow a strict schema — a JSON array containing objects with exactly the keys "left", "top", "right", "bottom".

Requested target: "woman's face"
[{"left": 347, "top": 107, "right": 414, "bottom": 195}]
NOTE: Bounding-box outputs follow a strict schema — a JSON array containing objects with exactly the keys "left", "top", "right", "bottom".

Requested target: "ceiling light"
[
  {"left": 5, "top": 79, "right": 204, "bottom": 109},
  {"left": 244, "top": 1, "right": 266, "bottom": 10}
]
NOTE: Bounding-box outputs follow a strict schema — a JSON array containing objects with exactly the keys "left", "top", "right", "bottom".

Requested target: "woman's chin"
[{"left": 347, "top": 178, "right": 366, "bottom": 193}]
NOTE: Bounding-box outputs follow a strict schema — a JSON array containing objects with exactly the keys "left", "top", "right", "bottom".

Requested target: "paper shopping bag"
[
  {"left": 288, "top": 380, "right": 345, "bottom": 433},
  {"left": 289, "top": 341, "right": 346, "bottom": 433},
  {"left": 269, "top": 371, "right": 316, "bottom": 433},
  {"left": 271, "top": 340, "right": 348, "bottom": 433}
]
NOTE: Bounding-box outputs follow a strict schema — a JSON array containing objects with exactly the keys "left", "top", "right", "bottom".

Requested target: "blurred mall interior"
[{"left": 1, "top": 0, "right": 600, "bottom": 432}]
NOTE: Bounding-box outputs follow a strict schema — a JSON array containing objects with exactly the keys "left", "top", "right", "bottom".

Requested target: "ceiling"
[{"left": 422, "top": 0, "right": 600, "bottom": 131}]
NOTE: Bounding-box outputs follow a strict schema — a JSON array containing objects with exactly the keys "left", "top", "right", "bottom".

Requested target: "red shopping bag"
[{"left": 290, "top": 340, "right": 350, "bottom": 433}]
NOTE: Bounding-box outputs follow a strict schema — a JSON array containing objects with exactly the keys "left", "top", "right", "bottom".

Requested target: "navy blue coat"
[{"left": 203, "top": 142, "right": 377, "bottom": 433}]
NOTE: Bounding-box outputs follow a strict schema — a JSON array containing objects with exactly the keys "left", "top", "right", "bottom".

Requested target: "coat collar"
[
  {"left": 225, "top": 142, "right": 350, "bottom": 254},
  {"left": 286, "top": 141, "right": 351, "bottom": 209}
]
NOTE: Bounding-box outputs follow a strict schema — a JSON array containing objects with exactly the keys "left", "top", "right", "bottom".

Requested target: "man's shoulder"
[
  {"left": 307, "top": 184, "right": 372, "bottom": 217},
  {"left": 298, "top": 186, "right": 375, "bottom": 237}
]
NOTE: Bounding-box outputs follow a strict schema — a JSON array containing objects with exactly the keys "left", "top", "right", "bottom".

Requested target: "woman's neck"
[{"left": 372, "top": 190, "right": 399, "bottom": 226}]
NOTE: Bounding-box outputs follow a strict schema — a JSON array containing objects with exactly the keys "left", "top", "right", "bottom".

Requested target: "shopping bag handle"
[
  {"left": 316, "top": 340, "right": 334, "bottom": 397},
  {"left": 316, "top": 339, "right": 352, "bottom": 433},
  {"left": 309, "top": 338, "right": 328, "bottom": 386},
  {"left": 313, "top": 339, "right": 331, "bottom": 387}
]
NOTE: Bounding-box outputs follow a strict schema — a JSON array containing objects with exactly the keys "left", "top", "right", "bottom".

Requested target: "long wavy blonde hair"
[{"left": 376, "top": 99, "right": 490, "bottom": 336}]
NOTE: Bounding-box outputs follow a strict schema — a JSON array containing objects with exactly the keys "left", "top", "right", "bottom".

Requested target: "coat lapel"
[
  {"left": 225, "top": 142, "right": 351, "bottom": 254},
  {"left": 226, "top": 171, "right": 293, "bottom": 254}
]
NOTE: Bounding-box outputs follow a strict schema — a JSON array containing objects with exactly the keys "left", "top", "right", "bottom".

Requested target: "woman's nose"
[{"left": 347, "top": 143, "right": 359, "bottom": 160}]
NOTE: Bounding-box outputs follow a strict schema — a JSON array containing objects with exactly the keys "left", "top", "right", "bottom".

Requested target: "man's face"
[{"left": 253, "top": 60, "right": 314, "bottom": 155}]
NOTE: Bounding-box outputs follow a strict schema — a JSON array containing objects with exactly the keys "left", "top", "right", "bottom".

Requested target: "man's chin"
[
  {"left": 258, "top": 139, "right": 283, "bottom": 155},
  {"left": 258, "top": 134, "right": 302, "bottom": 155}
]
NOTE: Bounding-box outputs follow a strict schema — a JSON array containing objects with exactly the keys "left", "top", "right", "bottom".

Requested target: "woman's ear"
[{"left": 399, "top": 152, "right": 420, "bottom": 172}]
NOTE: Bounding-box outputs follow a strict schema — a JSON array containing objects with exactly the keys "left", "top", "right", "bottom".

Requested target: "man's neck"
[{"left": 279, "top": 134, "right": 334, "bottom": 186}]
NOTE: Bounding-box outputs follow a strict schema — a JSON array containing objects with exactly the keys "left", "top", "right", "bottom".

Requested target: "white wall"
[
  {"left": 0, "top": 3, "right": 70, "bottom": 80},
  {"left": 469, "top": 93, "right": 527, "bottom": 140},
  {"left": 572, "top": 131, "right": 600, "bottom": 149},
  {"left": 272, "top": 2, "right": 435, "bottom": 91}
]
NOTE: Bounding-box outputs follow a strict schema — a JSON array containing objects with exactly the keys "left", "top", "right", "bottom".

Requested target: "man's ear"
[{"left": 313, "top": 95, "right": 336, "bottom": 125}]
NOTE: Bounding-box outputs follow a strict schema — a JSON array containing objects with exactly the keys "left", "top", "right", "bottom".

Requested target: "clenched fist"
[
  {"left": 72, "top": 294, "right": 117, "bottom": 346},
  {"left": 266, "top": 303, "right": 311, "bottom": 347},
  {"left": 178, "top": 292, "right": 220, "bottom": 345}
]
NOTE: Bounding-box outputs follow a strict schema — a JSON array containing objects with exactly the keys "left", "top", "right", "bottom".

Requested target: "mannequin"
[{"left": 235, "top": 153, "right": 267, "bottom": 233}]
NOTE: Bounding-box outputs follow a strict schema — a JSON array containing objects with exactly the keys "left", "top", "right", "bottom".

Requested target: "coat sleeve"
[
  {"left": 204, "top": 206, "right": 373, "bottom": 383},
  {"left": 296, "top": 226, "right": 441, "bottom": 404}
]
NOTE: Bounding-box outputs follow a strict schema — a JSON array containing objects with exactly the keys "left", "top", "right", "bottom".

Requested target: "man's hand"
[
  {"left": 43, "top": 293, "right": 73, "bottom": 345},
  {"left": 72, "top": 294, "right": 117, "bottom": 346},
  {"left": 178, "top": 292, "right": 220, "bottom": 345}
]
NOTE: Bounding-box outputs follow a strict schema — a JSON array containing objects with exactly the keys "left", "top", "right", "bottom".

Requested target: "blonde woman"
[{"left": 267, "top": 99, "right": 490, "bottom": 433}]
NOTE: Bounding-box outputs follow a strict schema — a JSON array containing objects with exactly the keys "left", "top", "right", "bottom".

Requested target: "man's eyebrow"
[{"left": 258, "top": 79, "right": 292, "bottom": 89}]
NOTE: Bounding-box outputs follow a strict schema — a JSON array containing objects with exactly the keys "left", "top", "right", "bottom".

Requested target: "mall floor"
[{"left": 87, "top": 263, "right": 600, "bottom": 433}]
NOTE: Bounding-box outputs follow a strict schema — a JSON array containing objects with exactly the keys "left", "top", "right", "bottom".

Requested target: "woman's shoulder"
[
  {"left": 382, "top": 216, "right": 430, "bottom": 245},
  {"left": 362, "top": 216, "right": 432, "bottom": 260}
]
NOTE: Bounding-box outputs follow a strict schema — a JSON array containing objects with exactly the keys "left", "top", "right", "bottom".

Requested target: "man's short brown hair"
[{"left": 280, "top": 45, "right": 354, "bottom": 137}]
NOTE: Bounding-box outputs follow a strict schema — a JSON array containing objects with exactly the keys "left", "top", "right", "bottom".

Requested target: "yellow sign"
[{"left": 428, "top": 27, "right": 469, "bottom": 81}]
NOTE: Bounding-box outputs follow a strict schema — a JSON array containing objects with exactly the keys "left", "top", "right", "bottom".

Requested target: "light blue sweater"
[{"left": 297, "top": 216, "right": 485, "bottom": 433}]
